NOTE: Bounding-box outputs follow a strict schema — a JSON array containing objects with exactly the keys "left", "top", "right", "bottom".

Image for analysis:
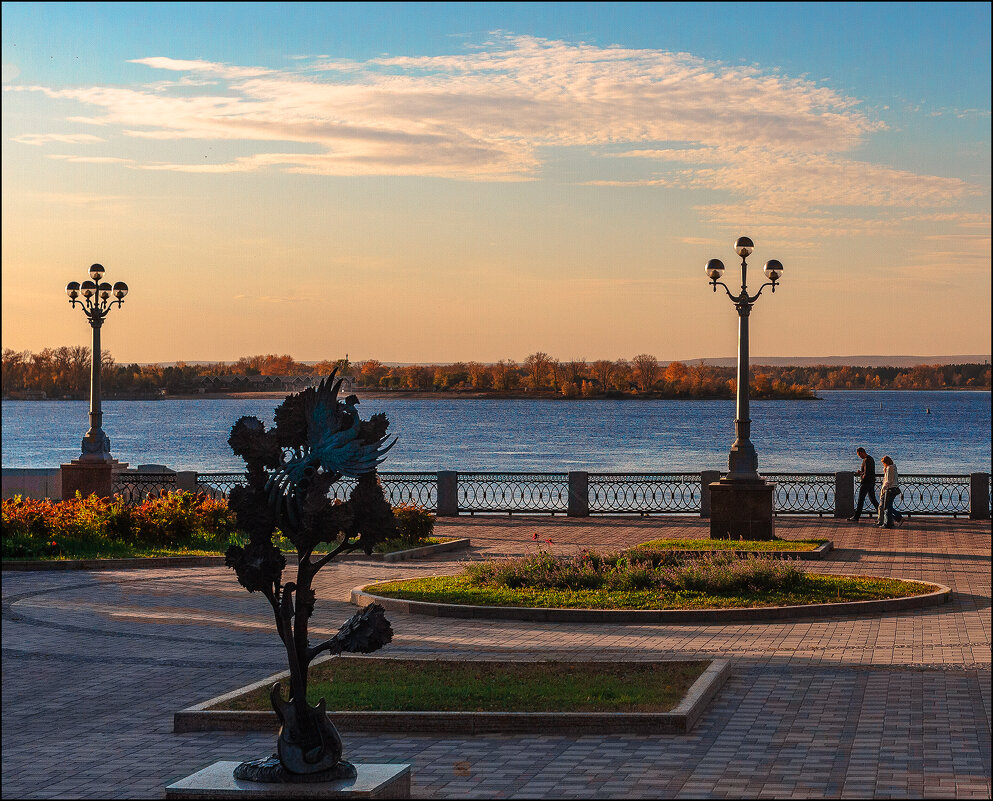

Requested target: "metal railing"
[
  {"left": 877, "top": 474, "right": 971, "bottom": 517},
  {"left": 380, "top": 472, "right": 438, "bottom": 508},
  {"left": 589, "top": 473, "right": 700, "bottom": 514},
  {"left": 458, "top": 472, "right": 569, "bottom": 514},
  {"left": 767, "top": 473, "right": 836, "bottom": 516},
  {"left": 112, "top": 472, "right": 178, "bottom": 503},
  {"left": 110, "top": 468, "right": 991, "bottom": 518},
  {"left": 196, "top": 472, "right": 247, "bottom": 500}
]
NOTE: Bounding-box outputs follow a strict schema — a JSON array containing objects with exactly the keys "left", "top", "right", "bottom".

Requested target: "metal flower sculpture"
[{"left": 225, "top": 371, "right": 398, "bottom": 783}]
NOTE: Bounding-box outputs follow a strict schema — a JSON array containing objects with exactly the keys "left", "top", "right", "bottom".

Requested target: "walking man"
[{"left": 848, "top": 447, "right": 879, "bottom": 521}]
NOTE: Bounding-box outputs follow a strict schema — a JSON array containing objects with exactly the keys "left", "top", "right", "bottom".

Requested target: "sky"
[{"left": 2, "top": 2, "right": 990, "bottom": 364}]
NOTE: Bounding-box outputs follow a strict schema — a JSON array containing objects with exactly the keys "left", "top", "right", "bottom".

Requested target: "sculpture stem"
[
  {"left": 292, "top": 562, "right": 313, "bottom": 700},
  {"left": 279, "top": 586, "right": 308, "bottom": 707}
]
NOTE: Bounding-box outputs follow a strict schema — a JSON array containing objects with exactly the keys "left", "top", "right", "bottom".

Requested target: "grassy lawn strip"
[
  {"left": 631, "top": 537, "right": 827, "bottom": 553},
  {"left": 365, "top": 574, "right": 935, "bottom": 610},
  {"left": 214, "top": 658, "right": 710, "bottom": 713}
]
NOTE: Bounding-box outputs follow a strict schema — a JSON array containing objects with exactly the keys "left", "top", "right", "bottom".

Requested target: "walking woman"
[{"left": 877, "top": 455, "right": 904, "bottom": 528}]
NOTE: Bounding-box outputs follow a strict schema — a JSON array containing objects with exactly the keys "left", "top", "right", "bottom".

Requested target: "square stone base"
[
  {"left": 709, "top": 481, "right": 775, "bottom": 540},
  {"left": 60, "top": 461, "right": 121, "bottom": 499},
  {"left": 166, "top": 762, "right": 411, "bottom": 799}
]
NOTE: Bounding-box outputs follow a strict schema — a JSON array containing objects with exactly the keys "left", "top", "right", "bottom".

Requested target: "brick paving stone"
[{"left": 3, "top": 517, "right": 990, "bottom": 798}]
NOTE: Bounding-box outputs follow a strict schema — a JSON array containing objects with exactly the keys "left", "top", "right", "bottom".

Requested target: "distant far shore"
[{"left": 6, "top": 387, "right": 990, "bottom": 403}]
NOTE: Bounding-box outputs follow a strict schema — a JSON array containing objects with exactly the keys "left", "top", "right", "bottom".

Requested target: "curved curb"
[
  {"left": 350, "top": 578, "right": 951, "bottom": 623},
  {"left": 2, "top": 555, "right": 228, "bottom": 572},
  {"left": 1, "top": 538, "right": 470, "bottom": 572},
  {"left": 337, "top": 538, "right": 470, "bottom": 562},
  {"left": 174, "top": 657, "right": 730, "bottom": 736}
]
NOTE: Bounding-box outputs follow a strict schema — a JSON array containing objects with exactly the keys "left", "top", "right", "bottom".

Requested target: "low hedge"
[
  {"left": 2, "top": 494, "right": 436, "bottom": 560},
  {"left": 2, "top": 492, "right": 239, "bottom": 559}
]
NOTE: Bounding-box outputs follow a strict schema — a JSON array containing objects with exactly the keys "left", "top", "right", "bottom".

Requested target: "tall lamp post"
[
  {"left": 704, "top": 237, "right": 783, "bottom": 539},
  {"left": 61, "top": 264, "right": 128, "bottom": 498}
]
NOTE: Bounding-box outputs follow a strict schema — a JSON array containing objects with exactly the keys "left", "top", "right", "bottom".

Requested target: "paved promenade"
[{"left": 2, "top": 517, "right": 990, "bottom": 799}]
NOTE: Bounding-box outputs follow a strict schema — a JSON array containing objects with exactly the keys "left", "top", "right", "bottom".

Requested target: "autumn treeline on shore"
[{"left": 3, "top": 347, "right": 990, "bottom": 400}]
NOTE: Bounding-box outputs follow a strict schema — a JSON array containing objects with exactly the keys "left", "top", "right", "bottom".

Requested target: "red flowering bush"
[{"left": 2, "top": 492, "right": 239, "bottom": 559}]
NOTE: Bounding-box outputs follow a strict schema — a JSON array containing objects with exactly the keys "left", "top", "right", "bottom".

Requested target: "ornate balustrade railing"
[
  {"left": 589, "top": 473, "right": 700, "bottom": 514},
  {"left": 458, "top": 472, "right": 569, "bottom": 514},
  {"left": 872, "top": 474, "right": 972, "bottom": 517},
  {"left": 766, "top": 473, "right": 836, "bottom": 516},
  {"left": 112, "top": 472, "right": 178, "bottom": 503},
  {"left": 109, "top": 468, "right": 991, "bottom": 519},
  {"left": 196, "top": 472, "right": 247, "bottom": 500},
  {"left": 380, "top": 472, "right": 438, "bottom": 508}
]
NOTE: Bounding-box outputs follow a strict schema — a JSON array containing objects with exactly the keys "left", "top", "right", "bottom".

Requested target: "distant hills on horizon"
[{"left": 142, "top": 355, "right": 991, "bottom": 368}]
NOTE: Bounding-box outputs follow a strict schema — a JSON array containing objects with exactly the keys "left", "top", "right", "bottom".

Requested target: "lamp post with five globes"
[
  {"left": 704, "top": 237, "right": 783, "bottom": 538},
  {"left": 64, "top": 264, "right": 128, "bottom": 463}
]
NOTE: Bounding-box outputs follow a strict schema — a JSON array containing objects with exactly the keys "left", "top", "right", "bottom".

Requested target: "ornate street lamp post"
[
  {"left": 65, "top": 264, "right": 128, "bottom": 462},
  {"left": 705, "top": 237, "right": 783, "bottom": 539}
]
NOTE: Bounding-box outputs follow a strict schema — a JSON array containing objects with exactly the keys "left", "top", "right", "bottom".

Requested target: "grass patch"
[
  {"left": 365, "top": 572, "right": 934, "bottom": 610},
  {"left": 214, "top": 658, "right": 710, "bottom": 713},
  {"left": 631, "top": 537, "right": 827, "bottom": 554}
]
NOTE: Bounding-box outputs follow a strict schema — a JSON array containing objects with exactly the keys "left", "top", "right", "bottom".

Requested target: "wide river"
[{"left": 1, "top": 390, "right": 989, "bottom": 474}]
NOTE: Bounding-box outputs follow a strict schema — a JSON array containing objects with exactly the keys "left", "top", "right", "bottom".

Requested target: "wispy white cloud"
[
  {"left": 926, "top": 106, "right": 991, "bottom": 120},
  {"left": 607, "top": 145, "right": 977, "bottom": 209},
  {"left": 8, "top": 36, "right": 882, "bottom": 179},
  {"left": 128, "top": 57, "right": 271, "bottom": 79},
  {"left": 6, "top": 35, "right": 985, "bottom": 223},
  {"left": 12, "top": 133, "right": 105, "bottom": 146},
  {"left": 47, "top": 154, "right": 133, "bottom": 164}
]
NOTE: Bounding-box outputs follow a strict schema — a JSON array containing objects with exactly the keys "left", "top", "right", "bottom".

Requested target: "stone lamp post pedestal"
[
  {"left": 708, "top": 480, "right": 775, "bottom": 540},
  {"left": 60, "top": 459, "right": 128, "bottom": 500}
]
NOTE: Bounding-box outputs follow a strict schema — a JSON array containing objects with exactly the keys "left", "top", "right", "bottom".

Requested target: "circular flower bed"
[{"left": 360, "top": 549, "right": 940, "bottom": 612}]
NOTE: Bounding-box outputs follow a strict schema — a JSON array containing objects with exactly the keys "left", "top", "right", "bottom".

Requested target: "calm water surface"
[{"left": 2, "top": 391, "right": 989, "bottom": 474}]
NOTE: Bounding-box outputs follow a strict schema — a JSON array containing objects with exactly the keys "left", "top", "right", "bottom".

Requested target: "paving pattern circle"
[{"left": 3, "top": 516, "right": 990, "bottom": 798}]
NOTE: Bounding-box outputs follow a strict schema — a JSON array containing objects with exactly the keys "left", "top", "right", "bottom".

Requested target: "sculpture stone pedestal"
[
  {"left": 165, "top": 762, "right": 411, "bottom": 800},
  {"left": 60, "top": 459, "right": 128, "bottom": 500},
  {"left": 709, "top": 480, "right": 775, "bottom": 540}
]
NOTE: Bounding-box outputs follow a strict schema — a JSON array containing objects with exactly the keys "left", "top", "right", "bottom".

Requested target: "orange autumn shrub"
[{"left": 2, "top": 491, "right": 239, "bottom": 559}]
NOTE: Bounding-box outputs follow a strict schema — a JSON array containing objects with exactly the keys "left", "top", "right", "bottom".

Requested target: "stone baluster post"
[
  {"left": 700, "top": 470, "right": 721, "bottom": 517},
  {"left": 567, "top": 471, "right": 589, "bottom": 517},
  {"left": 437, "top": 471, "right": 458, "bottom": 517},
  {"left": 970, "top": 473, "right": 990, "bottom": 520},
  {"left": 834, "top": 471, "right": 855, "bottom": 518}
]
